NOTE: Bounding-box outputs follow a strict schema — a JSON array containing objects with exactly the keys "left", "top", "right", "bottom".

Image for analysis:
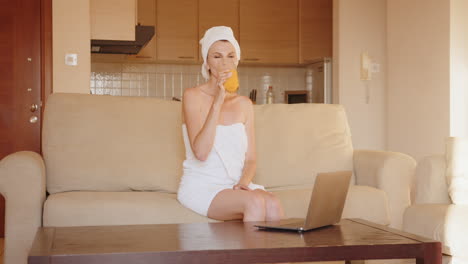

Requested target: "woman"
[{"left": 177, "top": 26, "right": 284, "bottom": 222}]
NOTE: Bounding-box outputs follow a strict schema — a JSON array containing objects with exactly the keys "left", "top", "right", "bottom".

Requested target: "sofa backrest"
[
  {"left": 253, "top": 103, "right": 354, "bottom": 188},
  {"left": 43, "top": 93, "right": 354, "bottom": 194},
  {"left": 43, "top": 93, "right": 185, "bottom": 194}
]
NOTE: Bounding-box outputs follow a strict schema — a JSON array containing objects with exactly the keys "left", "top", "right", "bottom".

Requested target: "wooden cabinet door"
[
  {"left": 90, "top": 0, "right": 136, "bottom": 41},
  {"left": 240, "top": 0, "right": 298, "bottom": 64},
  {"left": 199, "top": 0, "right": 239, "bottom": 62},
  {"left": 300, "top": 0, "right": 332, "bottom": 63},
  {"left": 156, "top": 0, "right": 198, "bottom": 62},
  {"left": 127, "top": 0, "right": 157, "bottom": 61}
]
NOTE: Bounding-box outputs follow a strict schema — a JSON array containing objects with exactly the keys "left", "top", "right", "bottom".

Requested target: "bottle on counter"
[
  {"left": 266, "top": 85, "right": 274, "bottom": 104},
  {"left": 261, "top": 74, "right": 272, "bottom": 104},
  {"left": 305, "top": 69, "right": 313, "bottom": 103}
]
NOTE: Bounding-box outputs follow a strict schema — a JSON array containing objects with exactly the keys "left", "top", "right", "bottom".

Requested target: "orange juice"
[{"left": 224, "top": 69, "right": 239, "bottom": 93}]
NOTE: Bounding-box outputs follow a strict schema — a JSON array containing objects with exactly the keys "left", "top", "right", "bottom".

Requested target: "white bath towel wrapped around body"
[{"left": 177, "top": 123, "right": 265, "bottom": 216}]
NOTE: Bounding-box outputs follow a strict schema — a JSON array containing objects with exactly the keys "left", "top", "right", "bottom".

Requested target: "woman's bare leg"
[
  {"left": 207, "top": 189, "right": 266, "bottom": 221},
  {"left": 252, "top": 190, "right": 285, "bottom": 221}
]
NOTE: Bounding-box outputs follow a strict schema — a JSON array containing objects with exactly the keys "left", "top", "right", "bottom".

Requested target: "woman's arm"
[
  {"left": 235, "top": 98, "right": 257, "bottom": 189},
  {"left": 183, "top": 89, "right": 222, "bottom": 161},
  {"left": 183, "top": 72, "right": 230, "bottom": 161}
]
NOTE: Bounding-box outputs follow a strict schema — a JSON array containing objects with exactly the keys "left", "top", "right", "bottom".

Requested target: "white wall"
[
  {"left": 450, "top": 0, "right": 468, "bottom": 137},
  {"left": 387, "top": 0, "right": 451, "bottom": 161},
  {"left": 53, "top": 0, "right": 91, "bottom": 94},
  {"left": 333, "top": 0, "right": 387, "bottom": 150}
]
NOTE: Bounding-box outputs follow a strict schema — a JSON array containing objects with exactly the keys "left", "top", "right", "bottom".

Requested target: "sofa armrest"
[
  {"left": 353, "top": 149, "right": 416, "bottom": 229},
  {"left": 0, "top": 151, "right": 46, "bottom": 264},
  {"left": 414, "top": 155, "right": 451, "bottom": 205}
]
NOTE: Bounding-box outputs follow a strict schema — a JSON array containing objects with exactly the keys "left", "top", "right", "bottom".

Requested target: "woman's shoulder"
[
  {"left": 183, "top": 86, "right": 199, "bottom": 97},
  {"left": 233, "top": 95, "right": 253, "bottom": 107},
  {"left": 183, "top": 85, "right": 204, "bottom": 102}
]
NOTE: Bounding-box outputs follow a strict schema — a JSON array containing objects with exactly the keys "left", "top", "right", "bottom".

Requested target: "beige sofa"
[
  {"left": 0, "top": 93, "right": 416, "bottom": 264},
  {"left": 404, "top": 139, "right": 468, "bottom": 264}
]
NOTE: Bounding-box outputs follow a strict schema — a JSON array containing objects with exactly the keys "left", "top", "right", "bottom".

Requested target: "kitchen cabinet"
[
  {"left": 300, "top": 0, "right": 332, "bottom": 63},
  {"left": 91, "top": 0, "right": 137, "bottom": 41},
  {"left": 198, "top": 0, "right": 239, "bottom": 62},
  {"left": 156, "top": 0, "right": 198, "bottom": 62},
  {"left": 91, "top": 0, "right": 332, "bottom": 66},
  {"left": 239, "top": 0, "right": 298, "bottom": 64},
  {"left": 127, "top": 0, "right": 157, "bottom": 61}
]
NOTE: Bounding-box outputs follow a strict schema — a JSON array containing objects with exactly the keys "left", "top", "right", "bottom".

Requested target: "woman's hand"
[
  {"left": 212, "top": 70, "right": 232, "bottom": 107},
  {"left": 233, "top": 183, "right": 251, "bottom": 191}
]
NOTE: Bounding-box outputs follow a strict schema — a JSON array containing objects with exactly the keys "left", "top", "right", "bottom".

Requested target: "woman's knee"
[
  {"left": 265, "top": 193, "right": 282, "bottom": 212},
  {"left": 244, "top": 191, "right": 266, "bottom": 212},
  {"left": 254, "top": 191, "right": 283, "bottom": 215}
]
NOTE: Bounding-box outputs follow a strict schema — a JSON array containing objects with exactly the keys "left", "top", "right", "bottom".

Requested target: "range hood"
[{"left": 91, "top": 25, "right": 155, "bottom": 54}]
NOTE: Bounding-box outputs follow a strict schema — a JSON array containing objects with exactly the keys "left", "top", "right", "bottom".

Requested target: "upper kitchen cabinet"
[
  {"left": 300, "top": 0, "right": 332, "bottom": 63},
  {"left": 91, "top": 0, "right": 137, "bottom": 41},
  {"left": 156, "top": 0, "right": 198, "bottom": 62},
  {"left": 240, "top": 0, "right": 298, "bottom": 64},
  {"left": 199, "top": 0, "right": 240, "bottom": 60},
  {"left": 127, "top": 0, "right": 157, "bottom": 61}
]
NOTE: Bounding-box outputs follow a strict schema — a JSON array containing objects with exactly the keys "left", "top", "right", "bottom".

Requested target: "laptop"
[{"left": 254, "top": 171, "right": 352, "bottom": 232}]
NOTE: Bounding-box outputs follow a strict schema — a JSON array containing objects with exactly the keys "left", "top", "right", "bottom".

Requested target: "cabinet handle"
[
  {"left": 303, "top": 59, "right": 321, "bottom": 64},
  {"left": 244, "top": 58, "right": 260, "bottom": 61},
  {"left": 178, "top": 56, "right": 195, "bottom": 59}
]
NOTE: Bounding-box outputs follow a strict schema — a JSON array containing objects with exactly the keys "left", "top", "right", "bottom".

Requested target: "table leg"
[
  {"left": 416, "top": 243, "right": 442, "bottom": 264},
  {"left": 345, "top": 261, "right": 364, "bottom": 264}
]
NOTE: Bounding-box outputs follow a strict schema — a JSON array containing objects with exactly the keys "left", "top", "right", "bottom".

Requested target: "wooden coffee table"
[{"left": 28, "top": 218, "right": 441, "bottom": 264}]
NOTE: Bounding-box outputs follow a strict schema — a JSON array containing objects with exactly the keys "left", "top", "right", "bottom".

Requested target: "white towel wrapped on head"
[{"left": 199, "top": 26, "right": 241, "bottom": 80}]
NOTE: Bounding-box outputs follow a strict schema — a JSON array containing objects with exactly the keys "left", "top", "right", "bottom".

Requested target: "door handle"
[{"left": 30, "top": 104, "right": 38, "bottom": 112}]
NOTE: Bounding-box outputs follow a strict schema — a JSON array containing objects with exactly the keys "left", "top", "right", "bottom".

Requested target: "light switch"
[{"left": 65, "top": 53, "right": 78, "bottom": 66}]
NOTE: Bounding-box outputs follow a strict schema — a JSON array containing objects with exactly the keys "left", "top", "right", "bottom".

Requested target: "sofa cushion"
[
  {"left": 43, "top": 185, "right": 388, "bottom": 228},
  {"left": 403, "top": 204, "right": 468, "bottom": 257},
  {"left": 254, "top": 103, "right": 354, "bottom": 188},
  {"left": 446, "top": 137, "right": 468, "bottom": 204},
  {"left": 272, "top": 185, "right": 390, "bottom": 225},
  {"left": 43, "top": 191, "right": 215, "bottom": 227},
  {"left": 43, "top": 93, "right": 185, "bottom": 194}
]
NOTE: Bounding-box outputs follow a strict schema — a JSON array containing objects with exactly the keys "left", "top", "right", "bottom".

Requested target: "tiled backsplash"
[{"left": 91, "top": 63, "right": 308, "bottom": 104}]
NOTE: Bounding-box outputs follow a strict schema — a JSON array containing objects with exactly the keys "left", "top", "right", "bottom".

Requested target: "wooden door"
[
  {"left": 300, "top": 0, "right": 332, "bottom": 64},
  {"left": 0, "top": 0, "right": 42, "bottom": 159},
  {"left": 199, "top": 0, "right": 239, "bottom": 62},
  {"left": 240, "top": 0, "right": 298, "bottom": 64},
  {"left": 156, "top": 0, "right": 198, "bottom": 62},
  {"left": 0, "top": 0, "right": 52, "bottom": 237}
]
